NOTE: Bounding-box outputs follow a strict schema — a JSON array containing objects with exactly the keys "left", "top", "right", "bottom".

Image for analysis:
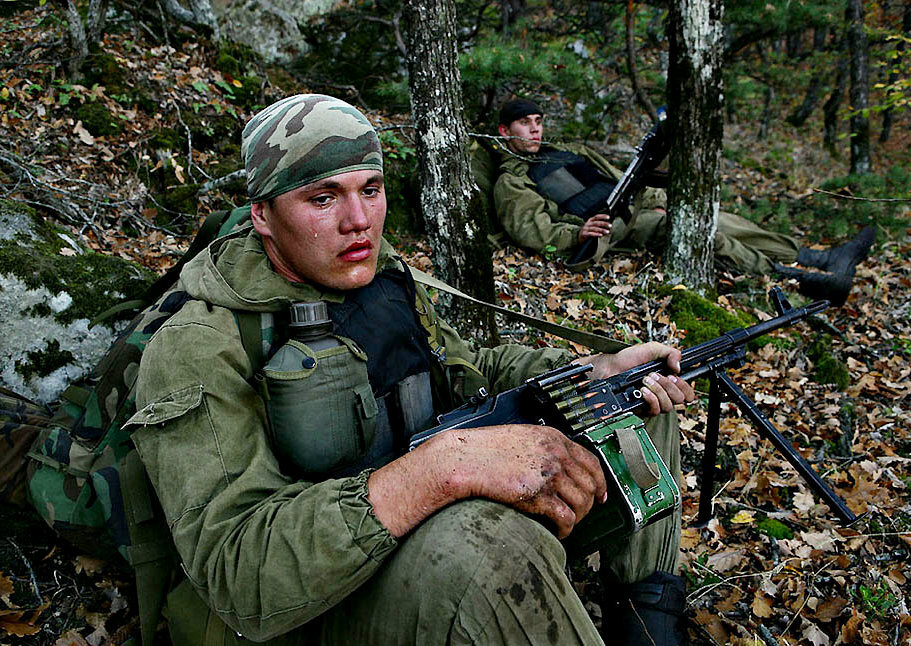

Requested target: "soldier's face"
[
  {"left": 498, "top": 114, "right": 543, "bottom": 154},
  {"left": 251, "top": 169, "right": 386, "bottom": 290}
]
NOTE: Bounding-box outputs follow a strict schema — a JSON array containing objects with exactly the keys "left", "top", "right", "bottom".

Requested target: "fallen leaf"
[
  {"left": 0, "top": 610, "right": 41, "bottom": 636},
  {"left": 730, "top": 510, "right": 755, "bottom": 524},
  {"left": 813, "top": 597, "right": 848, "bottom": 622},
  {"left": 55, "top": 629, "right": 91, "bottom": 646},
  {"left": 693, "top": 608, "right": 729, "bottom": 644},
  {"left": 73, "top": 120, "right": 95, "bottom": 145},
  {"left": 751, "top": 592, "right": 773, "bottom": 618},
  {"left": 801, "top": 618, "right": 830, "bottom": 646},
  {"left": 0, "top": 573, "right": 13, "bottom": 605},
  {"left": 74, "top": 555, "right": 105, "bottom": 576},
  {"left": 706, "top": 549, "right": 744, "bottom": 573}
]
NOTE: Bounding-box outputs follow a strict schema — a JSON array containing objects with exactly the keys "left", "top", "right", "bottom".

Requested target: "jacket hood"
[{"left": 176, "top": 225, "right": 402, "bottom": 312}]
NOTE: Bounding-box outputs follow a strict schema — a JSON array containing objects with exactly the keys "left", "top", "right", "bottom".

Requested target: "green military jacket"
[
  {"left": 493, "top": 142, "right": 666, "bottom": 253},
  {"left": 125, "top": 227, "right": 570, "bottom": 641}
]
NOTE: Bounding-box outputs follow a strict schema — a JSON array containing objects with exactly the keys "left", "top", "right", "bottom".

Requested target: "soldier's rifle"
[
  {"left": 568, "top": 110, "right": 670, "bottom": 267},
  {"left": 410, "top": 288, "right": 857, "bottom": 551}
]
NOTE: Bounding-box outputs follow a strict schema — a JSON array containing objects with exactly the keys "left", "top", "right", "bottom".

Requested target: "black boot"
[
  {"left": 773, "top": 264, "right": 853, "bottom": 306},
  {"left": 797, "top": 225, "right": 874, "bottom": 276},
  {"left": 602, "top": 571, "right": 688, "bottom": 646}
]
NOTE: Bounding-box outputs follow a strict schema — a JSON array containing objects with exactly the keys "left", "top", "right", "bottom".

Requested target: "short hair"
[{"left": 498, "top": 99, "right": 543, "bottom": 126}]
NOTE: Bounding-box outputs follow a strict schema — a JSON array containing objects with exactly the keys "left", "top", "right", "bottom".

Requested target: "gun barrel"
[{"left": 603, "top": 298, "right": 828, "bottom": 391}]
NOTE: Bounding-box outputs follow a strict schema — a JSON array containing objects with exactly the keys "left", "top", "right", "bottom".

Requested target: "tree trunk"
[
  {"left": 880, "top": 5, "right": 911, "bottom": 143},
  {"left": 846, "top": 0, "right": 871, "bottom": 174},
  {"left": 62, "top": 0, "right": 89, "bottom": 75},
  {"left": 626, "top": 0, "right": 658, "bottom": 122},
  {"left": 86, "top": 0, "right": 109, "bottom": 45},
  {"left": 403, "top": 0, "right": 499, "bottom": 346},
  {"left": 786, "top": 26, "right": 829, "bottom": 127},
  {"left": 823, "top": 41, "right": 848, "bottom": 153},
  {"left": 664, "top": 0, "right": 724, "bottom": 294},
  {"left": 758, "top": 82, "right": 774, "bottom": 140}
]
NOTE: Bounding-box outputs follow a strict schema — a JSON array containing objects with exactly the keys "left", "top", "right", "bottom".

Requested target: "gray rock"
[
  {"left": 214, "top": 0, "right": 338, "bottom": 63},
  {"left": 0, "top": 200, "right": 154, "bottom": 404}
]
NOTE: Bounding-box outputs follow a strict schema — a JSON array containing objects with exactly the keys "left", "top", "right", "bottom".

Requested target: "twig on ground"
[{"left": 7, "top": 538, "right": 42, "bottom": 604}]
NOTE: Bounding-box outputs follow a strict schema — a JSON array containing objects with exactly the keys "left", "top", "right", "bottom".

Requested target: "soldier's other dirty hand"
[
  {"left": 578, "top": 213, "right": 612, "bottom": 243},
  {"left": 434, "top": 424, "right": 608, "bottom": 539}
]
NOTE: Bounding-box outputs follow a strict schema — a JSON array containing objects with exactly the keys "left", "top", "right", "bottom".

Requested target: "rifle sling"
[{"left": 409, "top": 268, "right": 628, "bottom": 354}]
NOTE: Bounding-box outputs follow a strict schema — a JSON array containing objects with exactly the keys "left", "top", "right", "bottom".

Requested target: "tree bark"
[
  {"left": 62, "top": 0, "right": 89, "bottom": 75},
  {"left": 846, "top": 0, "right": 871, "bottom": 174},
  {"left": 403, "top": 0, "right": 499, "bottom": 346},
  {"left": 786, "top": 26, "right": 829, "bottom": 127},
  {"left": 664, "top": 0, "right": 724, "bottom": 294}
]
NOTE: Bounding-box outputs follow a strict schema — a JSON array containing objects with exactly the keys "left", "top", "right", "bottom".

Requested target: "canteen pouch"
[{"left": 261, "top": 337, "right": 378, "bottom": 476}]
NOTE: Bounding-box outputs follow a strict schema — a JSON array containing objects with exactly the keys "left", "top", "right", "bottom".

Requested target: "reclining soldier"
[
  {"left": 487, "top": 98, "right": 874, "bottom": 305},
  {"left": 126, "top": 94, "right": 696, "bottom": 645}
]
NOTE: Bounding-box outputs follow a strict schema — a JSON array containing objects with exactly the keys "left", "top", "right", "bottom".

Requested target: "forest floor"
[{"left": 1, "top": 4, "right": 910, "bottom": 646}]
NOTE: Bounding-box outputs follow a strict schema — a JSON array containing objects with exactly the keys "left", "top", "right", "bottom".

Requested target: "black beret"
[{"left": 498, "top": 99, "right": 543, "bottom": 126}]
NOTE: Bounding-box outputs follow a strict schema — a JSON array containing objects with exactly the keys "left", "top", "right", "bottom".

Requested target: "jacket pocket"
[{"left": 261, "top": 339, "right": 378, "bottom": 477}]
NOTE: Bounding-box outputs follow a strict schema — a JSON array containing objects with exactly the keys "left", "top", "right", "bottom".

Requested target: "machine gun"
[
  {"left": 409, "top": 288, "right": 857, "bottom": 553},
  {"left": 568, "top": 110, "right": 670, "bottom": 267}
]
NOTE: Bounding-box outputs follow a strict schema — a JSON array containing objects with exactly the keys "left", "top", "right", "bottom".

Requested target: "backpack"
[{"left": 1, "top": 204, "right": 254, "bottom": 645}]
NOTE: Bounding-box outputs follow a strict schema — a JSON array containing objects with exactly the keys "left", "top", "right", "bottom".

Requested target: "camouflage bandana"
[{"left": 242, "top": 94, "right": 383, "bottom": 202}]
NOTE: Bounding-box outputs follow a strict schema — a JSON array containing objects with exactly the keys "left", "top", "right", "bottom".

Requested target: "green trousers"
[
  {"left": 163, "top": 414, "right": 680, "bottom": 646},
  {"left": 610, "top": 209, "right": 799, "bottom": 275}
]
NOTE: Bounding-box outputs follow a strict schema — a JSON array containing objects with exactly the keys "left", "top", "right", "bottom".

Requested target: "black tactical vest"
[
  {"left": 526, "top": 147, "right": 616, "bottom": 220},
  {"left": 327, "top": 265, "right": 438, "bottom": 474}
]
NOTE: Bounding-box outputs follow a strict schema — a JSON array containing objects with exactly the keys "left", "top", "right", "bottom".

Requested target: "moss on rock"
[
  {"left": 74, "top": 101, "right": 124, "bottom": 137},
  {"left": 79, "top": 52, "right": 129, "bottom": 95},
  {"left": 807, "top": 334, "right": 851, "bottom": 389},
  {"left": 0, "top": 199, "right": 155, "bottom": 325},
  {"left": 182, "top": 109, "right": 243, "bottom": 151},
  {"left": 656, "top": 285, "right": 756, "bottom": 349},
  {"left": 149, "top": 127, "right": 182, "bottom": 151}
]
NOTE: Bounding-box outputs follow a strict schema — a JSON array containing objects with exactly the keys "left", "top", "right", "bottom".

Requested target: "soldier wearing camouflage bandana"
[{"left": 128, "top": 94, "right": 693, "bottom": 645}]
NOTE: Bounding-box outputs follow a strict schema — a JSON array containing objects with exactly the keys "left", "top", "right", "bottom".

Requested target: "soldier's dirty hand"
[
  {"left": 439, "top": 425, "right": 608, "bottom": 539},
  {"left": 578, "top": 213, "right": 612, "bottom": 243}
]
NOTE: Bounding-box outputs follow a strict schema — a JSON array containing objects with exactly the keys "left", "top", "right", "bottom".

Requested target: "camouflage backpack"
[{"left": 0, "top": 204, "right": 254, "bottom": 644}]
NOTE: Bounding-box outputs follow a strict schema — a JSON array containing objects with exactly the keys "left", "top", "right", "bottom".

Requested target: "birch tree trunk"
[
  {"left": 402, "top": 0, "right": 498, "bottom": 346},
  {"left": 664, "top": 0, "right": 724, "bottom": 293},
  {"left": 846, "top": 0, "right": 871, "bottom": 174}
]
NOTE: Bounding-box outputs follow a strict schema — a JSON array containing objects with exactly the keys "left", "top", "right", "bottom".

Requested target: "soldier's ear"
[
  {"left": 250, "top": 201, "right": 272, "bottom": 238},
  {"left": 497, "top": 123, "right": 510, "bottom": 137}
]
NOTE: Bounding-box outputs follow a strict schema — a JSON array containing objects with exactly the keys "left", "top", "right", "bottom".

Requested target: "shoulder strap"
[
  {"left": 235, "top": 310, "right": 266, "bottom": 372},
  {"left": 408, "top": 267, "right": 628, "bottom": 354},
  {"left": 120, "top": 450, "right": 176, "bottom": 646}
]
